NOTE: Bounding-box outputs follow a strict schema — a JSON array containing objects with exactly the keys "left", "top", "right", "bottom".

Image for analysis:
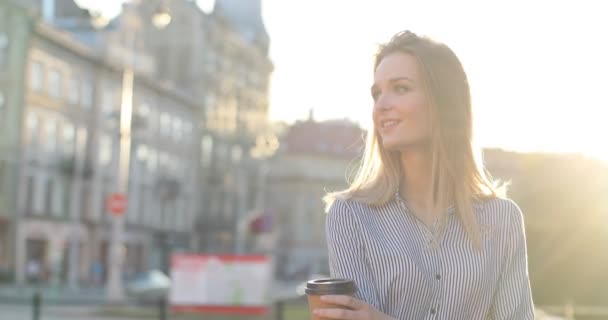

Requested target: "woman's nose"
[{"left": 374, "top": 94, "right": 392, "bottom": 111}]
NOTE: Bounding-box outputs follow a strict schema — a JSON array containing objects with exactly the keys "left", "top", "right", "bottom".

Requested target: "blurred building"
[
  {"left": 0, "top": 0, "right": 276, "bottom": 285},
  {"left": 263, "top": 115, "right": 365, "bottom": 280},
  {"left": 102, "top": 0, "right": 275, "bottom": 254},
  {"left": 0, "top": 0, "right": 202, "bottom": 285},
  {"left": 122, "top": 0, "right": 273, "bottom": 137}
]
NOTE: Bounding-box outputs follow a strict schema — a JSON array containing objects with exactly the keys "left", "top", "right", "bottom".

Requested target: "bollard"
[
  {"left": 32, "top": 291, "right": 41, "bottom": 320},
  {"left": 159, "top": 296, "right": 167, "bottom": 320},
  {"left": 275, "top": 300, "right": 284, "bottom": 320}
]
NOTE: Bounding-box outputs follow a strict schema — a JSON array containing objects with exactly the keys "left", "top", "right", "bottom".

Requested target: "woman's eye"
[{"left": 394, "top": 85, "right": 409, "bottom": 93}]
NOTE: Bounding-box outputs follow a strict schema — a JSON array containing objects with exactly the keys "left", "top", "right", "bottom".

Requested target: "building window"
[
  {"left": 147, "top": 149, "right": 157, "bottom": 172},
  {"left": 45, "top": 119, "right": 57, "bottom": 153},
  {"left": 62, "top": 123, "right": 75, "bottom": 157},
  {"left": 160, "top": 112, "right": 171, "bottom": 137},
  {"left": 137, "top": 103, "right": 150, "bottom": 119},
  {"left": 0, "top": 91, "right": 5, "bottom": 115},
  {"left": 170, "top": 155, "right": 181, "bottom": 174},
  {"left": 231, "top": 145, "right": 242, "bottom": 163},
  {"left": 135, "top": 102, "right": 150, "bottom": 132},
  {"left": 75, "top": 127, "right": 88, "bottom": 159},
  {"left": 136, "top": 144, "right": 149, "bottom": 162},
  {"left": 67, "top": 74, "right": 79, "bottom": 105},
  {"left": 201, "top": 135, "right": 213, "bottom": 167},
  {"left": 136, "top": 144, "right": 149, "bottom": 173},
  {"left": 52, "top": 179, "right": 64, "bottom": 217},
  {"left": 25, "top": 176, "right": 35, "bottom": 216},
  {"left": 0, "top": 32, "right": 7, "bottom": 70},
  {"left": 48, "top": 68, "right": 62, "bottom": 99},
  {"left": 183, "top": 122, "right": 193, "bottom": 140},
  {"left": 33, "top": 176, "right": 46, "bottom": 215},
  {"left": 99, "top": 134, "right": 113, "bottom": 166},
  {"left": 26, "top": 113, "right": 39, "bottom": 146},
  {"left": 205, "top": 93, "right": 216, "bottom": 109},
  {"left": 172, "top": 117, "right": 182, "bottom": 141},
  {"left": 44, "top": 178, "right": 54, "bottom": 216},
  {"left": 159, "top": 152, "right": 169, "bottom": 170},
  {"left": 81, "top": 79, "right": 93, "bottom": 109},
  {"left": 102, "top": 88, "right": 116, "bottom": 115},
  {"left": 29, "top": 61, "right": 44, "bottom": 92},
  {"left": 148, "top": 108, "right": 157, "bottom": 133}
]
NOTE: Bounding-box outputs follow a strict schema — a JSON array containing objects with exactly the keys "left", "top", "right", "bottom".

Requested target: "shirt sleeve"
[
  {"left": 325, "top": 199, "right": 381, "bottom": 309},
  {"left": 490, "top": 200, "right": 535, "bottom": 319}
]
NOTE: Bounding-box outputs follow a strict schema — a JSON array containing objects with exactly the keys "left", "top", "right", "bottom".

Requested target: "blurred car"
[{"left": 126, "top": 269, "right": 170, "bottom": 301}]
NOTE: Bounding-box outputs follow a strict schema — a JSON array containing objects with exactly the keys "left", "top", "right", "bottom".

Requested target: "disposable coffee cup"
[{"left": 305, "top": 278, "right": 357, "bottom": 320}]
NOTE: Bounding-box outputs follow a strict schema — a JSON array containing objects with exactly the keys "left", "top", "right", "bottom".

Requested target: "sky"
[{"left": 74, "top": 0, "right": 608, "bottom": 161}]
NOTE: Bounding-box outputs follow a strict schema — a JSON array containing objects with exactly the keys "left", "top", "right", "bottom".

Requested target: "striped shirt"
[{"left": 325, "top": 195, "right": 535, "bottom": 320}]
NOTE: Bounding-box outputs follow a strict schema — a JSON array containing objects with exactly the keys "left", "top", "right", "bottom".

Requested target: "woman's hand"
[{"left": 313, "top": 295, "right": 395, "bottom": 320}]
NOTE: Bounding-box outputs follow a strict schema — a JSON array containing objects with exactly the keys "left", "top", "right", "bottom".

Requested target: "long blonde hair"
[{"left": 324, "top": 31, "right": 505, "bottom": 247}]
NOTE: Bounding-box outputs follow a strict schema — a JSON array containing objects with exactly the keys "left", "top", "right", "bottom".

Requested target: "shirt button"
[
  {"left": 435, "top": 274, "right": 441, "bottom": 280},
  {"left": 430, "top": 308, "right": 436, "bottom": 315}
]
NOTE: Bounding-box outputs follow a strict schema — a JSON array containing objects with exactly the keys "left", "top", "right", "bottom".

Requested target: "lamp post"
[{"left": 102, "top": 3, "right": 171, "bottom": 302}]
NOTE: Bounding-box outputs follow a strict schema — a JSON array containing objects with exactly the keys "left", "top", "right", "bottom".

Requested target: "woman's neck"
[{"left": 399, "top": 149, "right": 437, "bottom": 222}]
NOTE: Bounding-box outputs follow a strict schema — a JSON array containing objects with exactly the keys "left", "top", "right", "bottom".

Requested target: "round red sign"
[{"left": 106, "top": 193, "right": 127, "bottom": 216}]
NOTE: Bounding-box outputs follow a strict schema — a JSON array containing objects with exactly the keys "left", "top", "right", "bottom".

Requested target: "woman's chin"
[
  {"left": 381, "top": 139, "right": 429, "bottom": 152},
  {"left": 381, "top": 140, "right": 402, "bottom": 151}
]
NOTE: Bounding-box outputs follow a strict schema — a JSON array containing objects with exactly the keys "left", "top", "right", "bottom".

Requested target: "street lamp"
[
  {"left": 152, "top": 5, "right": 172, "bottom": 29},
  {"left": 104, "top": 4, "right": 172, "bottom": 302}
]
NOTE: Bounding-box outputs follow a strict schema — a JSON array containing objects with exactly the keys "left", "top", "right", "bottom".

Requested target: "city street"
[
  {"left": 0, "top": 280, "right": 304, "bottom": 320},
  {"left": 0, "top": 304, "right": 138, "bottom": 320}
]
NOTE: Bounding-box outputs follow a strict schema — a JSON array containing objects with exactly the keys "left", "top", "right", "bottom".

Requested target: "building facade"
[
  {"left": 264, "top": 117, "right": 365, "bottom": 281},
  {"left": 113, "top": 0, "right": 275, "bottom": 254},
  {"left": 0, "top": 0, "right": 202, "bottom": 285},
  {"left": 0, "top": 0, "right": 276, "bottom": 285}
]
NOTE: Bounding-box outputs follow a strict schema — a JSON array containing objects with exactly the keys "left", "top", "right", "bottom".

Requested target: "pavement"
[
  {"left": 0, "top": 280, "right": 304, "bottom": 320},
  {"left": 0, "top": 303, "right": 142, "bottom": 320}
]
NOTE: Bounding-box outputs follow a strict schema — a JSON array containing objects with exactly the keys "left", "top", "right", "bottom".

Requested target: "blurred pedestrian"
[
  {"left": 91, "top": 261, "right": 103, "bottom": 286},
  {"left": 26, "top": 259, "right": 41, "bottom": 284},
  {"left": 318, "top": 30, "right": 534, "bottom": 319}
]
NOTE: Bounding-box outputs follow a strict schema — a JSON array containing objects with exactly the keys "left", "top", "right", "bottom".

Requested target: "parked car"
[{"left": 126, "top": 270, "right": 170, "bottom": 302}]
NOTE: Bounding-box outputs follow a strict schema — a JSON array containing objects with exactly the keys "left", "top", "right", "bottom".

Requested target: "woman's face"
[{"left": 372, "top": 52, "right": 432, "bottom": 151}]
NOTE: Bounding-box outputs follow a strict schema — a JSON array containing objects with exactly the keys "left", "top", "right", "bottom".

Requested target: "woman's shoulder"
[
  {"left": 476, "top": 197, "right": 525, "bottom": 227},
  {"left": 326, "top": 197, "right": 376, "bottom": 223}
]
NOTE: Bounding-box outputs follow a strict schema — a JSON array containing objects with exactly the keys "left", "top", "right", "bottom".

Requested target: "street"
[{"left": 0, "top": 303, "right": 139, "bottom": 320}]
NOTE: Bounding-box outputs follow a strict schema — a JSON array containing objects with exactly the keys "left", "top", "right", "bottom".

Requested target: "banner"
[{"left": 170, "top": 254, "right": 273, "bottom": 315}]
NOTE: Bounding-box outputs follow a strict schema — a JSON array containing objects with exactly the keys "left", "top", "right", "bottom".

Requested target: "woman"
[{"left": 315, "top": 31, "right": 535, "bottom": 319}]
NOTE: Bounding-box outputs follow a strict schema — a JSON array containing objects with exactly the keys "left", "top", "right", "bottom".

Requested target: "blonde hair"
[{"left": 324, "top": 31, "right": 505, "bottom": 247}]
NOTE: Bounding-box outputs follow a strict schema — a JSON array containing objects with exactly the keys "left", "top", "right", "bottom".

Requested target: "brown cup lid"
[{"left": 305, "top": 278, "right": 357, "bottom": 295}]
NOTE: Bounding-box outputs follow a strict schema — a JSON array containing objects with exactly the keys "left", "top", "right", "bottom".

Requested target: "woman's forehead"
[{"left": 374, "top": 52, "right": 421, "bottom": 83}]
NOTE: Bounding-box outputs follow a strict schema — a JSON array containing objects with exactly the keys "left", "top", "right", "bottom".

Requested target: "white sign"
[{"left": 170, "top": 254, "right": 273, "bottom": 315}]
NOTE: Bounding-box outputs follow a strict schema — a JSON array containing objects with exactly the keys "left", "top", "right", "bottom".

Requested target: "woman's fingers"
[
  {"left": 320, "top": 295, "right": 366, "bottom": 310},
  {"left": 314, "top": 307, "right": 362, "bottom": 320}
]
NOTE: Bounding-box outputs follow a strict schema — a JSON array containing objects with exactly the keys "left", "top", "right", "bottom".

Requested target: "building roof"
[
  {"left": 213, "top": 0, "right": 269, "bottom": 47},
  {"left": 282, "top": 119, "right": 365, "bottom": 159}
]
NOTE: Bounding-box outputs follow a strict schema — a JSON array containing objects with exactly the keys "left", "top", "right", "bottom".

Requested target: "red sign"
[
  {"left": 170, "top": 254, "right": 272, "bottom": 315},
  {"left": 106, "top": 193, "right": 127, "bottom": 216}
]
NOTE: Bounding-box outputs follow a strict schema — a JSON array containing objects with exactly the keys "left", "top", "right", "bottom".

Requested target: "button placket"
[{"left": 430, "top": 244, "right": 444, "bottom": 319}]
